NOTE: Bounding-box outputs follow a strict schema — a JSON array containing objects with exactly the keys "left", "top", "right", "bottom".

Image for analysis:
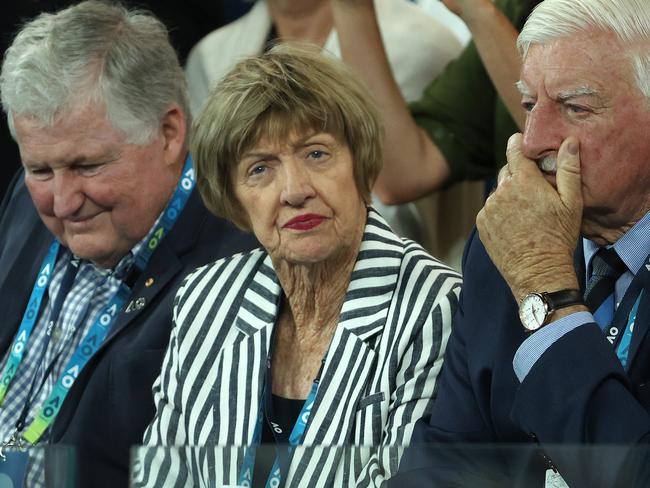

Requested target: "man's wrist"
[
  {"left": 519, "top": 289, "right": 585, "bottom": 332},
  {"left": 548, "top": 304, "right": 589, "bottom": 322},
  {"left": 510, "top": 263, "right": 579, "bottom": 304}
]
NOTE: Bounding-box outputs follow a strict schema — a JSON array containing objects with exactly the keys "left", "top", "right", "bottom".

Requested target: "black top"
[{"left": 254, "top": 394, "right": 305, "bottom": 487}]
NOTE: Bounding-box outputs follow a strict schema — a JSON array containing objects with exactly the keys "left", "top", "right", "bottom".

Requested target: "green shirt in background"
[{"left": 410, "top": 0, "right": 537, "bottom": 185}]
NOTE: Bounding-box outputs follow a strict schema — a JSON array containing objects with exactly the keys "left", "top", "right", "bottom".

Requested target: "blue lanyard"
[
  {"left": 238, "top": 329, "right": 323, "bottom": 487},
  {"left": 134, "top": 157, "right": 196, "bottom": 270},
  {"left": 239, "top": 381, "right": 320, "bottom": 488},
  {"left": 13, "top": 256, "right": 81, "bottom": 431},
  {"left": 0, "top": 155, "right": 195, "bottom": 445},
  {"left": 615, "top": 292, "right": 641, "bottom": 368},
  {"left": 604, "top": 250, "right": 650, "bottom": 369},
  {"left": 0, "top": 241, "right": 60, "bottom": 405}
]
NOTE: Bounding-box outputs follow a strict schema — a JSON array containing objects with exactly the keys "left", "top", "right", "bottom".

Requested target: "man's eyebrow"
[
  {"left": 22, "top": 156, "right": 86, "bottom": 168},
  {"left": 556, "top": 86, "right": 601, "bottom": 101},
  {"left": 23, "top": 151, "right": 121, "bottom": 169},
  {"left": 515, "top": 82, "right": 603, "bottom": 102},
  {"left": 516, "top": 80, "right": 531, "bottom": 97}
]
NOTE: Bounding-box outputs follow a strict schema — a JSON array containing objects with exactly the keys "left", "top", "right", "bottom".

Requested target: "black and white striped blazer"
[{"left": 136, "top": 209, "right": 461, "bottom": 487}]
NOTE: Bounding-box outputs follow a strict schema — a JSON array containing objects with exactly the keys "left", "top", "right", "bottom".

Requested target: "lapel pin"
[
  {"left": 145, "top": 278, "right": 154, "bottom": 287},
  {"left": 126, "top": 297, "right": 146, "bottom": 313}
]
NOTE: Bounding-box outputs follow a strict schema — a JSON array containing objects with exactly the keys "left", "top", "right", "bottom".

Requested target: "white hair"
[
  {"left": 0, "top": 0, "right": 190, "bottom": 144},
  {"left": 518, "top": 0, "right": 650, "bottom": 99}
]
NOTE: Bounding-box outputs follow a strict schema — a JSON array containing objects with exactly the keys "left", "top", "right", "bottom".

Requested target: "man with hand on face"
[
  {"left": 0, "top": 2, "right": 256, "bottom": 487},
  {"left": 389, "top": 0, "right": 650, "bottom": 486}
]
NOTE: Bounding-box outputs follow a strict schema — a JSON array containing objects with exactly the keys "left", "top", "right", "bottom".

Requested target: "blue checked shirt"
[{"left": 0, "top": 234, "right": 149, "bottom": 487}]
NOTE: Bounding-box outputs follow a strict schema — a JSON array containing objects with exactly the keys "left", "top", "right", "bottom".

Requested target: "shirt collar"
[
  {"left": 583, "top": 210, "right": 650, "bottom": 275},
  {"left": 66, "top": 211, "right": 164, "bottom": 282}
]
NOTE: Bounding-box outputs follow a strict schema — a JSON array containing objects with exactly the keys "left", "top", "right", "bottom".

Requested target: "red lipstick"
[{"left": 282, "top": 214, "right": 326, "bottom": 231}]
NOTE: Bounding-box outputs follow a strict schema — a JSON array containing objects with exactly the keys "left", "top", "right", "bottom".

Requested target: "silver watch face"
[{"left": 519, "top": 294, "right": 548, "bottom": 331}]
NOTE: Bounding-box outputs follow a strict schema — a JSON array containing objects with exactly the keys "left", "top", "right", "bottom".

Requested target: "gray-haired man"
[
  {"left": 0, "top": 2, "right": 256, "bottom": 486},
  {"left": 391, "top": 0, "right": 650, "bottom": 486}
]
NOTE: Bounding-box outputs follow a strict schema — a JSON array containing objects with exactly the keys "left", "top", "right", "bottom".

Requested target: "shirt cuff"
[{"left": 513, "top": 311, "right": 595, "bottom": 382}]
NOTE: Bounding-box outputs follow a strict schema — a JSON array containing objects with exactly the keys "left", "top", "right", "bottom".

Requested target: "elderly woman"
[
  {"left": 185, "top": 0, "right": 479, "bottom": 264},
  {"left": 138, "top": 45, "right": 461, "bottom": 487}
]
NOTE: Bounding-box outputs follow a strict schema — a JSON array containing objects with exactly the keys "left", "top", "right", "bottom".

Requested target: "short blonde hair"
[{"left": 191, "top": 43, "right": 383, "bottom": 229}]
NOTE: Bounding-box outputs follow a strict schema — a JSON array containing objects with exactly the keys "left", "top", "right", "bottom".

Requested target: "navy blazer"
[
  {"left": 0, "top": 170, "right": 258, "bottom": 487},
  {"left": 391, "top": 228, "right": 650, "bottom": 488}
]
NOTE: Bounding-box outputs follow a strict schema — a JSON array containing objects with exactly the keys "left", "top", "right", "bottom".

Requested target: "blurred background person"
[
  {"left": 330, "top": 0, "right": 542, "bottom": 263},
  {"left": 333, "top": 0, "right": 541, "bottom": 196},
  {"left": 185, "top": 0, "right": 482, "bottom": 269},
  {"left": 137, "top": 45, "right": 461, "bottom": 487},
  {"left": 185, "top": 0, "right": 462, "bottom": 114},
  {"left": 415, "top": 0, "right": 471, "bottom": 45}
]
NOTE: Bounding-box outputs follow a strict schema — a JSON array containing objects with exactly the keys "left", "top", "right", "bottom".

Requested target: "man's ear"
[{"left": 160, "top": 103, "right": 187, "bottom": 166}]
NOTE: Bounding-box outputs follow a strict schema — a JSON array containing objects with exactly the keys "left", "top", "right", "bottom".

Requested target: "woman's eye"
[
  {"left": 308, "top": 150, "right": 328, "bottom": 160},
  {"left": 249, "top": 164, "right": 267, "bottom": 176}
]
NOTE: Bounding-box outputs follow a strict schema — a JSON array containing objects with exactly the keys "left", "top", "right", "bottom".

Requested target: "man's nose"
[
  {"left": 52, "top": 171, "right": 84, "bottom": 218},
  {"left": 521, "top": 104, "right": 564, "bottom": 160},
  {"left": 280, "top": 162, "right": 316, "bottom": 207}
]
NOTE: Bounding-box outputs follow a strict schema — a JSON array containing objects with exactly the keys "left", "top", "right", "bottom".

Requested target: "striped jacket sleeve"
[{"left": 354, "top": 244, "right": 461, "bottom": 487}]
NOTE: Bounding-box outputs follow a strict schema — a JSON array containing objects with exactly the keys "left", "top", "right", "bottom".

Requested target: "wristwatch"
[{"left": 518, "top": 289, "right": 583, "bottom": 332}]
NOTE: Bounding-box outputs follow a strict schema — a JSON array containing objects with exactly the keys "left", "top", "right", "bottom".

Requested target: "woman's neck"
[
  {"left": 269, "top": 210, "right": 365, "bottom": 398},
  {"left": 272, "top": 214, "right": 364, "bottom": 334},
  {"left": 270, "top": 244, "right": 358, "bottom": 399},
  {"left": 274, "top": 247, "right": 356, "bottom": 334},
  {"left": 267, "top": 0, "right": 334, "bottom": 47}
]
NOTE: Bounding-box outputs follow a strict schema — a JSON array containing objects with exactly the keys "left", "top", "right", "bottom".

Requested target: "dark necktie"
[{"left": 584, "top": 248, "right": 627, "bottom": 329}]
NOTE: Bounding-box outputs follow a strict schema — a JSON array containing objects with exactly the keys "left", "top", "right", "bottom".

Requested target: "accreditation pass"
[{"left": 545, "top": 469, "right": 569, "bottom": 488}]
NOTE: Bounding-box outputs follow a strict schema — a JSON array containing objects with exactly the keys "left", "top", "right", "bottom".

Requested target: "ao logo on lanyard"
[{"left": 0, "top": 156, "right": 196, "bottom": 448}]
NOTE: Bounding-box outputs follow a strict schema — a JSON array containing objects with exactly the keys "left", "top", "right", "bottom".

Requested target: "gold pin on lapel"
[{"left": 145, "top": 278, "right": 154, "bottom": 287}]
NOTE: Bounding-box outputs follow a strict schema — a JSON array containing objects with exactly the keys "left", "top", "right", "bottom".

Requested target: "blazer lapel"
[
  {"left": 337, "top": 209, "right": 403, "bottom": 341},
  {"left": 625, "top": 256, "right": 650, "bottom": 370},
  {"left": 627, "top": 289, "right": 650, "bottom": 370},
  {"left": 106, "top": 243, "right": 183, "bottom": 344},
  {"left": 99, "top": 190, "right": 205, "bottom": 348},
  {"left": 212, "top": 253, "right": 282, "bottom": 446},
  {"left": 0, "top": 223, "right": 52, "bottom": 355},
  {"left": 233, "top": 254, "right": 282, "bottom": 338},
  {"left": 288, "top": 209, "right": 403, "bottom": 481}
]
